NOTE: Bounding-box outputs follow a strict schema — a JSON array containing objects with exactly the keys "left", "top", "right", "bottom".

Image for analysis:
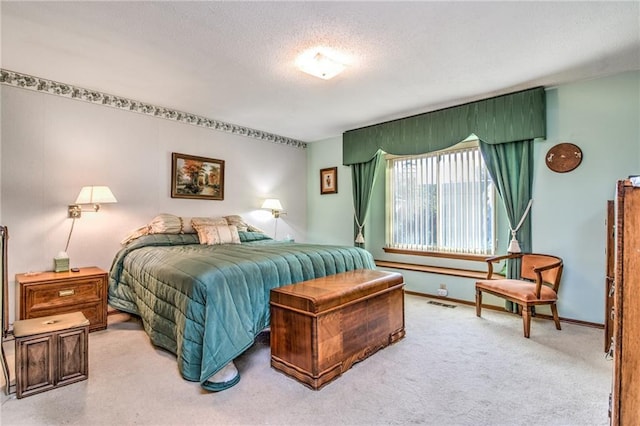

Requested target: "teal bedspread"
[{"left": 108, "top": 234, "right": 375, "bottom": 390}]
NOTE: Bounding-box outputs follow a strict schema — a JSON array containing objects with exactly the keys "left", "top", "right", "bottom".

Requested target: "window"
[{"left": 386, "top": 141, "right": 495, "bottom": 255}]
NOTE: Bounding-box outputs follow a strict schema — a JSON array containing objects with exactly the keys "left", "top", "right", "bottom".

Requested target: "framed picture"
[
  {"left": 320, "top": 167, "right": 338, "bottom": 195},
  {"left": 171, "top": 152, "right": 225, "bottom": 200}
]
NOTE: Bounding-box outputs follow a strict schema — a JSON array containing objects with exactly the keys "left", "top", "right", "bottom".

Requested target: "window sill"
[
  {"left": 382, "top": 247, "right": 491, "bottom": 262},
  {"left": 375, "top": 260, "right": 504, "bottom": 280}
]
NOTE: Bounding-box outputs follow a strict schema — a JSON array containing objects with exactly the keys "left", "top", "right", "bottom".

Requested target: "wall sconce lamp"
[
  {"left": 261, "top": 198, "right": 286, "bottom": 218},
  {"left": 261, "top": 198, "right": 286, "bottom": 240},
  {"left": 68, "top": 186, "right": 118, "bottom": 218},
  {"left": 57, "top": 186, "right": 118, "bottom": 272}
]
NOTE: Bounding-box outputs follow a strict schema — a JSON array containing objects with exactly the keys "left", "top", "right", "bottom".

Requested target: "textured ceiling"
[{"left": 1, "top": 1, "right": 639, "bottom": 143}]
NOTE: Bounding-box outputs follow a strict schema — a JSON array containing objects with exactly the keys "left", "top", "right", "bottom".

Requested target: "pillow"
[
  {"left": 120, "top": 225, "right": 150, "bottom": 245},
  {"left": 148, "top": 213, "right": 184, "bottom": 234},
  {"left": 149, "top": 214, "right": 228, "bottom": 234},
  {"left": 121, "top": 213, "right": 186, "bottom": 245},
  {"left": 224, "top": 215, "right": 266, "bottom": 234},
  {"left": 238, "top": 231, "right": 273, "bottom": 243},
  {"left": 180, "top": 217, "right": 196, "bottom": 234},
  {"left": 191, "top": 216, "right": 228, "bottom": 229},
  {"left": 120, "top": 214, "right": 224, "bottom": 245},
  {"left": 194, "top": 224, "right": 241, "bottom": 245}
]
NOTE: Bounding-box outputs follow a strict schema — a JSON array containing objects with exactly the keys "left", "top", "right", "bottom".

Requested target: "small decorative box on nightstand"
[{"left": 17, "top": 267, "right": 108, "bottom": 332}]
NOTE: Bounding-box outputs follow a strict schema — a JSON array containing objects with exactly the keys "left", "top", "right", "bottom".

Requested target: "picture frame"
[
  {"left": 320, "top": 167, "right": 338, "bottom": 195},
  {"left": 171, "top": 152, "right": 225, "bottom": 200}
]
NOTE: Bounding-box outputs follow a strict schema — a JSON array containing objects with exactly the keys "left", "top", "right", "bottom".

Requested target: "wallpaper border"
[{"left": 0, "top": 69, "right": 307, "bottom": 149}]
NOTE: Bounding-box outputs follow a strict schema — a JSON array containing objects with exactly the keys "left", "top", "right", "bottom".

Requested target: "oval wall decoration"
[{"left": 545, "top": 143, "right": 583, "bottom": 173}]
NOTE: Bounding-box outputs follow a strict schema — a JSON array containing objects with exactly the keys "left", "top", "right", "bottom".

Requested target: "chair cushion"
[{"left": 476, "top": 279, "right": 557, "bottom": 302}]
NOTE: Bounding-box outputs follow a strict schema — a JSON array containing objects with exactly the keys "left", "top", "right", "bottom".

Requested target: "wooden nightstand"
[{"left": 17, "top": 267, "right": 108, "bottom": 332}]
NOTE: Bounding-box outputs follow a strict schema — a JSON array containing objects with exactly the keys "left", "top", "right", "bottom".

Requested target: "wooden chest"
[
  {"left": 13, "top": 311, "right": 89, "bottom": 398},
  {"left": 270, "top": 269, "right": 405, "bottom": 390}
]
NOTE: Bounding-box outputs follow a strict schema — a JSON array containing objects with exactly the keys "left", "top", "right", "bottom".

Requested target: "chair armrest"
[
  {"left": 533, "top": 259, "right": 563, "bottom": 273},
  {"left": 484, "top": 253, "right": 523, "bottom": 264},
  {"left": 533, "top": 259, "right": 563, "bottom": 297},
  {"left": 483, "top": 253, "right": 522, "bottom": 279}
]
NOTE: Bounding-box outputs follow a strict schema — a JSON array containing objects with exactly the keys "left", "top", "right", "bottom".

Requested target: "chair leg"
[
  {"left": 551, "top": 304, "right": 562, "bottom": 330},
  {"left": 475, "top": 289, "right": 482, "bottom": 317},
  {"left": 522, "top": 305, "right": 532, "bottom": 338}
]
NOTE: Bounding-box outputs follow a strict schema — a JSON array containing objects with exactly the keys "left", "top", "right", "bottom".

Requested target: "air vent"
[{"left": 427, "top": 301, "right": 456, "bottom": 308}]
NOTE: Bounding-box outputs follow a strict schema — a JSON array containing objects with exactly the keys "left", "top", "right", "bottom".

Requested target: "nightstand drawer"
[
  {"left": 17, "top": 267, "right": 108, "bottom": 332},
  {"left": 23, "top": 278, "right": 103, "bottom": 311}
]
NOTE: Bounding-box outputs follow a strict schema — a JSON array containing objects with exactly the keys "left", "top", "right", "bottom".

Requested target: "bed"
[{"left": 108, "top": 225, "right": 375, "bottom": 392}]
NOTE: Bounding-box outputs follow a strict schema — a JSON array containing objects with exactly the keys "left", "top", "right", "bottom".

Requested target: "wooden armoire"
[{"left": 610, "top": 179, "right": 640, "bottom": 424}]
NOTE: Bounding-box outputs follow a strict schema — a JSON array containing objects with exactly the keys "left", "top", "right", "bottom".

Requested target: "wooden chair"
[{"left": 475, "top": 253, "right": 563, "bottom": 338}]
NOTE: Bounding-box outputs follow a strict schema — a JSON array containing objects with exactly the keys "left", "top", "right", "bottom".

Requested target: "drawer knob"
[{"left": 58, "top": 289, "right": 75, "bottom": 297}]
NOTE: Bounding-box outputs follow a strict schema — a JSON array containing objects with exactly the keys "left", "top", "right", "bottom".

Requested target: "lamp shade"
[
  {"left": 75, "top": 186, "right": 117, "bottom": 205},
  {"left": 261, "top": 198, "right": 283, "bottom": 211}
]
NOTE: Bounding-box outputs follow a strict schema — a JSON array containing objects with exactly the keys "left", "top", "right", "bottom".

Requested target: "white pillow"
[{"left": 194, "top": 224, "right": 241, "bottom": 245}]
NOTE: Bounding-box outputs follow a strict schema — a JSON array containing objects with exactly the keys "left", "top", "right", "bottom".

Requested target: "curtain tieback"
[
  {"left": 508, "top": 199, "right": 533, "bottom": 253},
  {"left": 354, "top": 215, "right": 365, "bottom": 244}
]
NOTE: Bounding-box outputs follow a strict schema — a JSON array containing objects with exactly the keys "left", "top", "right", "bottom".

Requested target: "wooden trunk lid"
[{"left": 270, "top": 269, "right": 403, "bottom": 314}]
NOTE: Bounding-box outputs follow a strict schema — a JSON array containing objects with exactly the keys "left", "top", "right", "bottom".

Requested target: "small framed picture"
[
  {"left": 320, "top": 167, "right": 338, "bottom": 195},
  {"left": 171, "top": 152, "right": 225, "bottom": 200}
]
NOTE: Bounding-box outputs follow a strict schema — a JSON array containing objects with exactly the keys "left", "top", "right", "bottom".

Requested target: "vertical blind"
[{"left": 387, "top": 146, "right": 495, "bottom": 254}]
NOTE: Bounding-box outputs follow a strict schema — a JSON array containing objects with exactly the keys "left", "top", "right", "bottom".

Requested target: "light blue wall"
[
  {"left": 534, "top": 71, "right": 639, "bottom": 323},
  {"left": 307, "top": 71, "right": 640, "bottom": 324},
  {"left": 306, "top": 136, "right": 354, "bottom": 246}
]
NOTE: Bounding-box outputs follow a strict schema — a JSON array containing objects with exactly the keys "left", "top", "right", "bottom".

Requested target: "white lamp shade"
[
  {"left": 75, "top": 186, "right": 118, "bottom": 204},
  {"left": 261, "top": 198, "right": 283, "bottom": 211}
]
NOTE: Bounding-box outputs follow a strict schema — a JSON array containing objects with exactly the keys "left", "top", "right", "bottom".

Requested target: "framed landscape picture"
[
  {"left": 320, "top": 167, "right": 338, "bottom": 195},
  {"left": 171, "top": 152, "right": 225, "bottom": 200}
]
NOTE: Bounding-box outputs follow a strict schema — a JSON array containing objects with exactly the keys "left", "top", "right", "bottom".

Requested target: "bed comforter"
[{"left": 108, "top": 234, "right": 375, "bottom": 390}]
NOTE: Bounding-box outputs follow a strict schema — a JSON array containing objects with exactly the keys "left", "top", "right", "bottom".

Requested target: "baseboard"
[{"left": 404, "top": 290, "right": 605, "bottom": 329}]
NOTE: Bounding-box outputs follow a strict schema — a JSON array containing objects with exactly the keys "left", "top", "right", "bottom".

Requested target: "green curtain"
[
  {"left": 343, "top": 87, "right": 543, "bottom": 305},
  {"left": 343, "top": 87, "right": 545, "bottom": 165},
  {"left": 479, "top": 139, "right": 533, "bottom": 312},
  {"left": 352, "top": 151, "right": 384, "bottom": 248}
]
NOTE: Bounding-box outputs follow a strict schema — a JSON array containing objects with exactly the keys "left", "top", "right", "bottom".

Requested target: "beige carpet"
[{"left": 0, "top": 294, "right": 612, "bottom": 425}]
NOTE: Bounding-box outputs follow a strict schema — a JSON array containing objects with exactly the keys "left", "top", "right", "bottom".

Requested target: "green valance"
[{"left": 343, "top": 87, "right": 546, "bottom": 165}]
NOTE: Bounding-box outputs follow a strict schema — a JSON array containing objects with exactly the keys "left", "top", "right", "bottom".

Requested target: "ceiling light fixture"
[{"left": 296, "top": 49, "right": 346, "bottom": 80}]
